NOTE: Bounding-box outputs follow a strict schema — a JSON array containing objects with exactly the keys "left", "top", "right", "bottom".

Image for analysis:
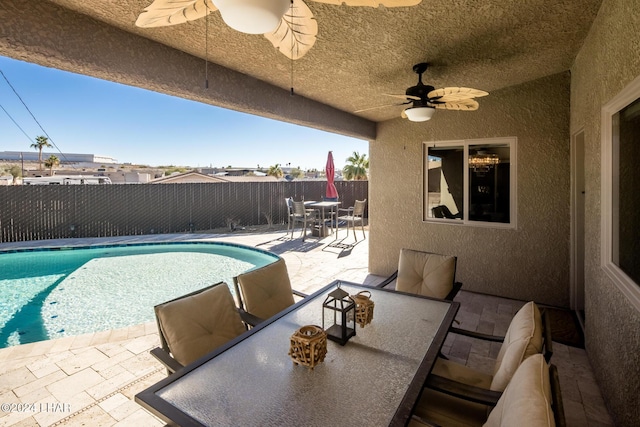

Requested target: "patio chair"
[
  {"left": 336, "top": 199, "right": 367, "bottom": 240},
  {"left": 410, "top": 354, "right": 565, "bottom": 427},
  {"left": 150, "top": 282, "right": 253, "bottom": 374},
  {"left": 375, "top": 249, "right": 462, "bottom": 301},
  {"left": 233, "top": 258, "right": 308, "bottom": 323},
  {"left": 291, "top": 200, "right": 317, "bottom": 241},
  {"left": 284, "top": 197, "right": 295, "bottom": 234},
  {"left": 422, "top": 301, "right": 553, "bottom": 407}
]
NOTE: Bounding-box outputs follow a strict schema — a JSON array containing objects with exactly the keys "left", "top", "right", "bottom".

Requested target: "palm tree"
[
  {"left": 30, "top": 136, "right": 52, "bottom": 171},
  {"left": 343, "top": 151, "right": 369, "bottom": 180},
  {"left": 44, "top": 155, "right": 60, "bottom": 176},
  {"left": 267, "top": 163, "right": 283, "bottom": 178}
]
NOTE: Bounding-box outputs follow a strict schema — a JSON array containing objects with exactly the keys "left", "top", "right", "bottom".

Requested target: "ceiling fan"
[
  {"left": 356, "top": 63, "right": 489, "bottom": 122},
  {"left": 136, "top": 0, "right": 422, "bottom": 60}
]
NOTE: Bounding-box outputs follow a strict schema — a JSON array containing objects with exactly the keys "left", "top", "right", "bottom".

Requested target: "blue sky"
[{"left": 0, "top": 56, "right": 368, "bottom": 170}]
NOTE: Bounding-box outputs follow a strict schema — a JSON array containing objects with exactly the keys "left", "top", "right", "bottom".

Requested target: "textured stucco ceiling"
[{"left": 43, "top": 0, "right": 602, "bottom": 123}]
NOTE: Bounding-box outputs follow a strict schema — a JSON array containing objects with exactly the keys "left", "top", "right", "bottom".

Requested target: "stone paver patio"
[{"left": 0, "top": 228, "right": 613, "bottom": 426}]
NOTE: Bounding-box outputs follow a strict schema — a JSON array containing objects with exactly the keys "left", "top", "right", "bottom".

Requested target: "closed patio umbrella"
[{"left": 325, "top": 151, "right": 338, "bottom": 201}]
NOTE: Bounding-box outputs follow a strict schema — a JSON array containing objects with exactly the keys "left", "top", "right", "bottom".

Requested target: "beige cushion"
[
  {"left": 490, "top": 301, "right": 543, "bottom": 391},
  {"left": 432, "top": 358, "right": 493, "bottom": 389},
  {"left": 484, "top": 354, "right": 555, "bottom": 427},
  {"left": 396, "top": 249, "right": 456, "bottom": 299},
  {"left": 156, "top": 283, "right": 246, "bottom": 366},
  {"left": 236, "top": 258, "right": 295, "bottom": 320}
]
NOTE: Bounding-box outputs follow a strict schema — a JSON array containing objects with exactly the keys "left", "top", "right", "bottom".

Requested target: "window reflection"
[
  {"left": 426, "top": 146, "right": 463, "bottom": 220},
  {"left": 469, "top": 144, "right": 510, "bottom": 223}
]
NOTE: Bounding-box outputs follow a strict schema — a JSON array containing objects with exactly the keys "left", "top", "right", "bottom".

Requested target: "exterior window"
[
  {"left": 423, "top": 137, "right": 516, "bottom": 228},
  {"left": 614, "top": 97, "right": 640, "bottom": 285},
  {"left": 602, "top": 74, "right": 640, "bottom": 310}
]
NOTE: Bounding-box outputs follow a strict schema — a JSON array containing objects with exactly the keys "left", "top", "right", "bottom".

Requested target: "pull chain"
[
  {"left": 290, "top": 0, "right": 294, "bottom": 96},
  {"left": 205, "top": 3, "right": 209, "bottom": 89}
]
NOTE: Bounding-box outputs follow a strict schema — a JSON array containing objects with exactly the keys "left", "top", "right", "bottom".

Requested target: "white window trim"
[
  {"left": 601, "top": 74, "right": 640, "bottom": 311},
  {"left": 423, "top": 137, "right": 517, "bottom": 229}
]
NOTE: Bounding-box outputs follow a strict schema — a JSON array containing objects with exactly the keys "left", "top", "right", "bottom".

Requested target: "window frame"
[
  {"left": 422, "top": 137, "right": 517, "bottom": 229},
  {"left": 601, "top": 74, "right": 640, "bottom": 311}
]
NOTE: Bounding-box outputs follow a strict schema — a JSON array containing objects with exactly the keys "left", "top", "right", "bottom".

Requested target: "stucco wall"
[
  {"left": 369, "top": 72, "right": 570, "bottom": 307},
  {"left": 570, "top": 0, "right": 640, "bottom": 425}
]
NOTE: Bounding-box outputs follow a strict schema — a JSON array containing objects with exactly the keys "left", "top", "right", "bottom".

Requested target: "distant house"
[
  {"left": 150, "top": 171, "right": 228, "bottom": 184},
  {"left": 218, "top": 175, "right": 280, "bottom": 183}
]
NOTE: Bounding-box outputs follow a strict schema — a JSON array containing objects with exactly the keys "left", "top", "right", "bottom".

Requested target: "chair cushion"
[
  {"left": 413, "top": 387, "right": 489, "bottom": 427},
  {"left": 490, "top": 302, "right": 543, "bottom": 391},
  {"left": 156, "top": 283, "right": 246, "bottom": 366},
  {"left": 396, "top": 249, "right": 456, "bottom": 299},
  {"left": 484, "top": 354, "right": 555, "bottom": 427},
  {"left": 432, "top": 358, "right": 493, "bottom": 389},
  {"left": 237, "top": 258, "right": 296, "bottom": 320}
]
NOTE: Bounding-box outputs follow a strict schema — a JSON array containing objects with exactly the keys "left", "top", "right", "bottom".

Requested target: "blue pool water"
[{"left": 0, "top": 242, "right": 278, "bottom": 348}]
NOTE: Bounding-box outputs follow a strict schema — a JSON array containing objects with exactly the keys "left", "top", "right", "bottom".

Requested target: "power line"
[
  {"left": 0, "top": 68, "right": 75, "bottom": 167},
  {"left": 0, "top": 102, "right": 33, "bottom": 142}
]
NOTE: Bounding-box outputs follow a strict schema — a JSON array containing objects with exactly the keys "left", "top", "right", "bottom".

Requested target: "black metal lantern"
[{"left": 322, "top": 284, "right": 356, "bottom": 345}]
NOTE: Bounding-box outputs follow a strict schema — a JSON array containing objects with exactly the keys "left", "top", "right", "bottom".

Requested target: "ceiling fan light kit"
[
  {"left": 211, "top": 0, "right": 290, "bottom": 34},
  {"left": 405, "top": 106, "right": 436, "bottom": 122}
]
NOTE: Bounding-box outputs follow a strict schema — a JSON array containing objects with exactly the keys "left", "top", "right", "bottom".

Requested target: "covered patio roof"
[{"left": 1, "top": 0, "right": 602, "bottom": 137}]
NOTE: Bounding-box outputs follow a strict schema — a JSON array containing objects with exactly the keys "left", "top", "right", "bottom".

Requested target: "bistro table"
[
  {"left": 135, "top": 281, "right": 460, "bottom": 427},
  {"left": 307, "top": 200, "right": 341, "bottom": 237}
]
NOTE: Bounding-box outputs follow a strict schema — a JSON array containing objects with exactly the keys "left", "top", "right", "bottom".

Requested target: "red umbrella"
[{"left": 325, "top": 151, "right": 338, "bottom": 200}]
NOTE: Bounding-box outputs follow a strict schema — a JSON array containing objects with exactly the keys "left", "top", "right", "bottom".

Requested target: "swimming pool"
[{"left": 0, "top": 242, "right": 279, "bottom": 348}]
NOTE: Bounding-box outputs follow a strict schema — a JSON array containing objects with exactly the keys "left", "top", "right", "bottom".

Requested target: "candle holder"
[
  {"left": 322, "top": 284, "right": 356, "bottom": 345},
  {"left": 289, "top": 325, "right": 327, "bottom": 370},
  {"left": 351, "top": 290, "right": 374, "bottom": 328}
]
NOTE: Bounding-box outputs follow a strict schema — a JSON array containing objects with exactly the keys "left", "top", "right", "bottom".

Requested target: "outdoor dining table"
[
  {"left": 135, "top": 280, "right": 460, "bottom": 427},
  {"left": 307, "top": 200, "right": 341, "bottom": 237}
]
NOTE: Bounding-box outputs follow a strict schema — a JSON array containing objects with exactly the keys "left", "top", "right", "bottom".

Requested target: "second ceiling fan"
[{"left": 356, "top": 63, "right": 489, "bottom": 122}]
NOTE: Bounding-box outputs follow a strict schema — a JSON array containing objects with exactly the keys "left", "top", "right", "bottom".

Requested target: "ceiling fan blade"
[
  {"left": 434, "top": 99, "right": 480, "bottom": 111},
  {"left": 354, "top": 101, "right": 410, "bottom": 113},
  {"left": 136, "top": 0, "right": 216, "bottom": 28},
  {"left": 428, "top": 87, "right": 489, "bottom": 102},
  {"left": 264, "top": 0, "right": 317, "bottom": 60},
  {"left": 384, "top": 93, "right": 420, "bottom": 101},
  {"left": 310, "top": 0, "right": 422, "bottom": 7}
]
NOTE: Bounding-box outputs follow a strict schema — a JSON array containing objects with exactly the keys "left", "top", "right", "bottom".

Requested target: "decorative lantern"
[
  {"left": 322, "top": 284, "right": 356, "bottom": 345},
  {"left": 288, "top": 325, "right": 327, "bottom": 370},
  {"left": 351, "top": 291, "right": 374, "bottom": 328}
]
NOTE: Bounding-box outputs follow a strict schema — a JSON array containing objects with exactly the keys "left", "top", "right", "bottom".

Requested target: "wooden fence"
[{"left": 0, "top": 181, "right": 368, "bottom": 243}]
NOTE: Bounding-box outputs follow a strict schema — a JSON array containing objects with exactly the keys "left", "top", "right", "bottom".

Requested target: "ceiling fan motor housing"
[{"left": 406, "top": 84, "right": 435, "bottom": 106}]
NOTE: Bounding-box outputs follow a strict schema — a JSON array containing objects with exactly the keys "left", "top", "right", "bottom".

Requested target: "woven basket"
[
  {"left": 351, "top": 290, "right": 374, "bottom": 328},
  {"left": 289, "top": 325, "right": 328, "bottom": 370}
]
